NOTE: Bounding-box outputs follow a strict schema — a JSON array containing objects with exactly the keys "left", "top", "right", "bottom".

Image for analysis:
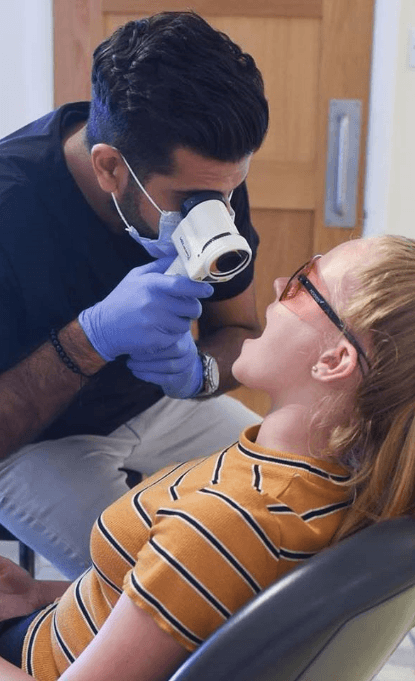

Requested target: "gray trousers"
[{"left": 0, "top": 395, "right": 261, "bottom": 578}]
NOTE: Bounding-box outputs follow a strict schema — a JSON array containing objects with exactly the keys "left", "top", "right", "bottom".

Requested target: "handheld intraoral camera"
[{"left": 165, "top": 191, "right": 252, "bottom": 282}]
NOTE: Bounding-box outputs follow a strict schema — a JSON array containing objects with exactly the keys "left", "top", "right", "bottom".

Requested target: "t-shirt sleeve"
[
  {"left": 122, "top": 492, "right": 281, "bottom": 651},
  {"left": 0, "top": 178, "right": 55, "bottom": 372},
  {"left": 0, "top": 241, "right": 28, "bottom": 372},
  {"left": 0, "top": 172, "right": 85, "bottom": 373},
  {"left": 208, "top": 181, "right": 259, "bottom": 302}
]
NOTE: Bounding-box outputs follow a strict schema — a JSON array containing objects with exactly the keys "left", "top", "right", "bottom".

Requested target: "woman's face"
[{"left": 232, "top": 239, "right": 373, "bottom": 400}]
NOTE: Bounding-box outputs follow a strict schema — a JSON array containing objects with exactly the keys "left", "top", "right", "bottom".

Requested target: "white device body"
[{"left": 165, "top": 198, "right": 252, "bottom": 282}]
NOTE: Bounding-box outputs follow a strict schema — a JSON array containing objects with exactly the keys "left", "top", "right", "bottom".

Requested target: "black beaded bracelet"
[{"left": 49, "top": 328, "right": 92, "bottom": 379}]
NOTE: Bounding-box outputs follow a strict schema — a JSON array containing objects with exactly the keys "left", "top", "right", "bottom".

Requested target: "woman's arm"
[
  {"left": 0, "top": 592, "right": 189, "bottom": 681},
  {"left": 0, "top": 657, "right": 35, "bottom": 680},
  {"left": 60, "top": 592, "right": 189, "bottom": 681}
]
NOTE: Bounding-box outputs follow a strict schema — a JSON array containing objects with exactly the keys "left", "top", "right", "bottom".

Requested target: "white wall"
[
  {"left": 382, "top": 0, "right": 415, "bottom": 237},
  {"left": 364, "top": 0, "right": 415, "bottom": 238},
  {"left": 363, "top": 0, "right": 401, "bottom": 237},
  {"left": 0, "top": 0, "right": 53, "bottom": 139}
]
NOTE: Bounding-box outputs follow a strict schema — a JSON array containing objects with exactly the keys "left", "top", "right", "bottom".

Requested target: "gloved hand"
[
  {"left": 127, "top": 331, "right": 203, "bottom": 399},
  {"left": 78, "top": 257, "right": 213, "bottom": 361}
]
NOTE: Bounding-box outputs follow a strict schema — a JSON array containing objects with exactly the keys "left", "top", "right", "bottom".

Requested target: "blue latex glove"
[
  {"left": 127, "top": 331, "right": 203, "bottom": 399},
  {"left": 78, "top": 257, "right": 213, "bottom": 361}
]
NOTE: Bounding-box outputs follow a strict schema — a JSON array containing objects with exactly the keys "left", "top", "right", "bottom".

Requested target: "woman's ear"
[
  {"left": 90, "top": 144, "right": 128, "bottom": 194},
  {"left": 311, "top": 339, "right": 359, "bottom": 383}
]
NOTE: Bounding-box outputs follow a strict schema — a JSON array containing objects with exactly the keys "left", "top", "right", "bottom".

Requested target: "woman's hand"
[
  {"left": 0, "top": 556, "right": 40, "bottom": 621},
  {"left": 0, "top": 556, "right": 70, "bottom": 622}
]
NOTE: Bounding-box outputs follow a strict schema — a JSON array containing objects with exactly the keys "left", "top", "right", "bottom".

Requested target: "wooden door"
[{"left": 54, "top": 0, "right": 375, "bottom": 415}]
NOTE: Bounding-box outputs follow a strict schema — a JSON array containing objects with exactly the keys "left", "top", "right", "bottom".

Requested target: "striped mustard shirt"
[{"left": 22, "top": 425, "right": 352, "bottom": 680}]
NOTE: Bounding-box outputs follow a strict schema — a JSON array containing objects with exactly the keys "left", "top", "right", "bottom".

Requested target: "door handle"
[
  {"left": 325, "top": 100, "right": 362, "bottom": 228},
  {"left": 335, "top": 114, "right": 349, "bottom": 216}
]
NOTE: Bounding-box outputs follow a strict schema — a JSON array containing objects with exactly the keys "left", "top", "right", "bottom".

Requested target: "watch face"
[
  {"left": 209, "top": 356, "right": 220, "bottom": 389},
  {"left": 200, "top": 352, "right": 220, "bottom": 394}
]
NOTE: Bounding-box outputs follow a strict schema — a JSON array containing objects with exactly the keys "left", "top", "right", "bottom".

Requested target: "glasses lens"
[
  {"left": 280, "top": 256, "right": 370, "bottom": 373},
  {"left": 280, "top": 260, "right": 314, "bottom": 302},
  {"left": 280, "top": 278, "right": 299, "bottom": 301}
]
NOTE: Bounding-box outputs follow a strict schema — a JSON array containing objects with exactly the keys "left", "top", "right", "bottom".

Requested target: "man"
[{"left": 0, "top": 12, "right": 268, "bottom": 578}]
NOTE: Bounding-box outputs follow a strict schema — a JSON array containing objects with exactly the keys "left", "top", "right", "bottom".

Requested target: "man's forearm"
[{"left": 0, "top": 320, "right": 106, "bottom": 460}]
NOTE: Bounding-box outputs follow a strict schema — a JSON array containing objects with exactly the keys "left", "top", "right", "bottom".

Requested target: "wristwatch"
[{"left": 197, "top": 350, "right": 220, "bottom": 397}]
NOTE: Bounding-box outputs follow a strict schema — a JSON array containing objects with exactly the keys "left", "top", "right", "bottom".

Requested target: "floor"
[
  {"left": 0, "top": 540, "right": 414, "bottom": 679},
  {"left": 374, "top": 633, "right": 415, "bottom": 681}
]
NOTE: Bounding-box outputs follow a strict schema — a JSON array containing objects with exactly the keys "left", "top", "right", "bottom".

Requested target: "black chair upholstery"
[{"left": 170, "top": 517, "right": 415, "bottom": 681}]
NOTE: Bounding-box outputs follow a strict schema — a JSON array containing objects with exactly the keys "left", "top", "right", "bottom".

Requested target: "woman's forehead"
[
  {"left": 282, "top": 239, "right": 376, "bottom": 328},
  {"left": 318, "top": 239, "right": 375, "bottom": 294}
]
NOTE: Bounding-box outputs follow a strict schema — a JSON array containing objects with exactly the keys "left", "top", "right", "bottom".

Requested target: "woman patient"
[{"left": 1, "top": 234, "right": 415, "bottom": 681}]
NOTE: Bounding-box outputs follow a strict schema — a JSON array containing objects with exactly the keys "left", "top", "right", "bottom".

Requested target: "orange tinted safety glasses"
[{"left": 280, "top": 255, "right": 371, "bottom": 373}]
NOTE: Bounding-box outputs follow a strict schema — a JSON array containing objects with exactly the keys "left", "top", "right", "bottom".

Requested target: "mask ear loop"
[
  {"left": 111, "top": 192, "right": 133, "bottom": 232},
  {"left": 111, "top": 147, "right": 164, "bottom": 215}
]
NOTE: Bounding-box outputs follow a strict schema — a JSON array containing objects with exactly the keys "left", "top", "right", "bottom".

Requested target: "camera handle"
[{"left": 165, "top": 255, "right": 188, "bottom": 277}]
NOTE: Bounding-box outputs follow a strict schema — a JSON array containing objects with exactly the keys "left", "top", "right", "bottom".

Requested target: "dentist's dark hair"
[{"left": 86, "top": 11, "right": 268, "bottom": 178}]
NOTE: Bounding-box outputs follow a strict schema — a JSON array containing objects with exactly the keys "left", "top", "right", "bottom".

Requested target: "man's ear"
[
  {"left": 90, "top": 144, "right": 128, "bottom": 194},
  {"left": 311, "top": 339, "right": 359, "bottom": 383}
]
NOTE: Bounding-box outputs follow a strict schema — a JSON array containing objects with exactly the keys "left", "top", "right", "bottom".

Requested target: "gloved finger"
[
  {"left": 124, "top": 272, "right": 212, "bottom": 318},
  {"left": 155, "top": 295, "right": 204, "bottom": 323},
  {"left": 127, "top": 264, "right": 213, "bottom": 300},
  {"left": 136, "top": 336, "right": 194, "bottom": 360},
  {"left": 164, "top": 275, "right": 214, "bottom": 300},
  {"left": 129, "top": 341, "right": 198, "bottom": 371},
  {"left": 128, "top": 357, "right": 194, "bottom": 376},
  {"left": 129, "top": 331, "right": 195, "bottom": 358},
  {"left": 135, "top": 256, "right": 176, "bottom": 275},
  {"left": 152, "top": 316, "right": 192, "bottom": 337},
  {"left": 127, "top": 364, "right": 203, "bottom": 399}
]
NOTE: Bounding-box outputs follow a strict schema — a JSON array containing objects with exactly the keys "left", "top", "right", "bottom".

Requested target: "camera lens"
[{"left": 213, "top": 250, "right": 249, "bottom": 275}]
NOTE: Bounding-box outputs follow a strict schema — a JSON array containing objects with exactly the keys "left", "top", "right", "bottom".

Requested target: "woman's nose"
[{"left": 274, "top": 277, "right": 289, "bottom": 300}]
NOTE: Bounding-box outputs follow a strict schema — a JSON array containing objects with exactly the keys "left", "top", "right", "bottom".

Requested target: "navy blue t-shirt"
[{"left": 0, "top": 102, "right": 259, "bottom": 437}]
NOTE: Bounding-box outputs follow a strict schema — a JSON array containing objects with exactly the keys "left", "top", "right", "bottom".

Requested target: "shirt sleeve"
[
  {"left": 208, "top": 181, "right": 259, "bottom": 302},
  {"left": 0, "top": 177, "right": 55, "bottom": 372},
  {"left": 122, "top": 490, "right": 281, "bottom": 651},
  {"left": 0, "top": 169, "right": 90, "bottom": 373},
  {"left": 0, "top": 241, "right": 28, "bottom": 372}
]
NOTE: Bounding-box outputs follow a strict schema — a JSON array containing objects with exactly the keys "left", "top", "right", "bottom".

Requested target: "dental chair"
[{"left": 170, "top": 517, "right": 415, "bottom": 681}]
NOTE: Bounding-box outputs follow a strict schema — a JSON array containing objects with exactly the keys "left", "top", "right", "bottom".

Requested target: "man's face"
[{"left": 115, "top": 147, "right": 252, "bottom": 239}]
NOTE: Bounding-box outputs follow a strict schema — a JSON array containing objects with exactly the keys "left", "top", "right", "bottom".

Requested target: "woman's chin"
[
  {"left": 232, "top": 355, "right": 252, "bottom": 385},
  {"left": 232, "top": 338, "right": 259, "bottom": 384},
  {"left": 231, "top": 356, "right": 244, "bottom": 383}
]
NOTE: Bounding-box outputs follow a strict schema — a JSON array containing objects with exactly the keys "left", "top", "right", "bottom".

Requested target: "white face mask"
[{"left": 111, "top": 152, "right": 182, "bottom": 258}]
